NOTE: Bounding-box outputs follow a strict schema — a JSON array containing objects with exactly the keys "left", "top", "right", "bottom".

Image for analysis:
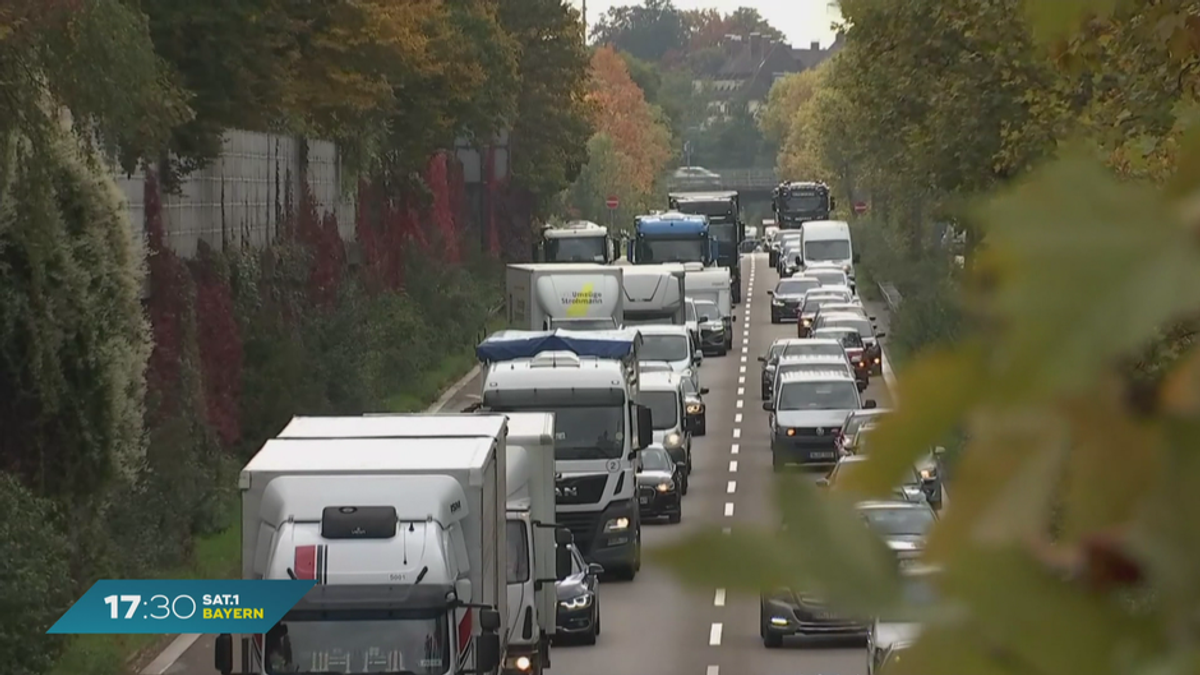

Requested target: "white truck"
[
  {"left": 535, "top": 221, "right": 617, "bottom": 264},
  {"left": 506, "top": 264, "right": 624, "bottom": 332},
  {"left": 215, "top": 415, "right": 512, "bottom": 675},
  {"left": 621, "top": 264, "right": 686, "bottom": 326},
  {"left": 475, "top": 329, "right": 655, "bottom": 581},
  {"left": 682, "top": 263, "right": 733, "bottom": 354}
]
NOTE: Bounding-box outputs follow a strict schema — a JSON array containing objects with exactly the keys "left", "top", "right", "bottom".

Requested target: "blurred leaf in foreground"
[
  {"left": 1022, "top": 0, "right": 1122, "bottom": 44},
  {"left": 975, "top": 151, "right": 1200, "bottom": 400},
  {"left": 651, "top": 475, "right": 900, "bottom": 616}
]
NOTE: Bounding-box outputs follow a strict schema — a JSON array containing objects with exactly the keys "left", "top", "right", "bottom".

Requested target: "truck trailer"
[
  {"left": 215, "top": 415, "right": 510, "bottom": 675},
  {"left": 475, "top": 330, "right": 655, "bottom": 581},
  {"left": 506, "top": 263, "right": 624, "bottom": 332}
]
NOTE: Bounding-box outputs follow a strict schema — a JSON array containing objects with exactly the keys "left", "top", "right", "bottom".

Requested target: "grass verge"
[{"left": 52, "top": 311, "right": 507, "bottom": 675}]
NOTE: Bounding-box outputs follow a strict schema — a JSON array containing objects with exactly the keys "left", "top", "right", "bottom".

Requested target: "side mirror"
[
  {"left": 700, "top": 387, "right": 710, "bottom": 395},
  {"left": 815, "top": 478, "right": 830, "bottom": 487},
  {"left": 767, "top": 290, "right": 774, "bottom": 296},
  {"left": 556, "top": 545, "right": 573, "bottom": 580},
  {"left": 757, "top": 356, "right": 766, "bottom": 362},
  {"left": 700, "top": 315, "right": 711, "bottom": 323},
  {"left": 477, "top": 632, "right": 501, "bottom": 672},
  {"left": 480, "top": 607, "right": 502, "bottom": 632},
  {"left": 214, "top": 634, "right": 233, "bottom": 675},
  {"left": 732, "top": 314, "right": 737, "bottom": 322},
  {"left": 637, "top": 404, "right": 654, "bottom": 449},
  {"left": 863, "top": 399, "right": 878, "bottom": 409},
  {"left": 933, "top": 445, "right": 947, "bottom": 456},
  {"left": 875, "top": 332, "right": 886, "bottom": 339},
  {"left": 694, "top": 350, "right": 704, "bottom": 364},
  {"left": 857, "top": 381, "right": 867, "bottom": 392},
  {"left": 588, "top": 563, "right": 605, "bottom": 576},
  {"left": 853, "top": 253, "right": 862, "bottom": 263},
  {"left": 555, "top": 527, "right": 573, "bottom": 546},
  {"left": 762, "top": 401, "right": 773, "bottom": 411},
  {"left": 830, "top": 197, "right": 837, "bottom": 210}
]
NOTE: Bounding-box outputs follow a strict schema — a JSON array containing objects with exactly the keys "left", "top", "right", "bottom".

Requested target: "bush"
[{"left": 0, "top": 474, "right": 74, "bottom": 674}]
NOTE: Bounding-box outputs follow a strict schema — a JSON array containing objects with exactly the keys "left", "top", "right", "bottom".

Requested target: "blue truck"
[
  {"left": 667, "top": 191, "right": 744, "bottom": 304},
  {"left": 626, "top": 212, "right": 715, "bottom": 265}
]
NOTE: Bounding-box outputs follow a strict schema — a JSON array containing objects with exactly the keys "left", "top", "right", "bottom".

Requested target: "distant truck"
[
  {"left": 773, "top": 181, "right": 834, "bottom": 228},
  {"left": 621, "top": 264, "right": 686, "bottom": 326},
  {"left": 627, "top": 212, "right": 714, "bottom": 266},
  {"left": 682, "top": 263, "right": 733, "bottom": 353},
  {"left": 667, "top": 191, "right": 744, "bottom": 304},
  {"left": 475, "top": 330, "right": 655, "bottom": 581},
  {"left": 534, "top": 221, "right": 618, "bottom": 264},
  {"left": 216, "top": 414, "right": 511, "bottom": 675},
  {"left": 507, "top": 264, "right": 624, "bottom": 332}
]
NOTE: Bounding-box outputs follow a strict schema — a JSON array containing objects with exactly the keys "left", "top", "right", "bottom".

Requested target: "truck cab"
[
  {"left": 773, "top": 181, "right": 834, "bottom": 228},
  {"left": 535, "top": 221, "right": 617, "bottom": 264},
  {"left": 217, "top": 415, "right": 512, "bottom": 675},
  {"left": 667, "top": 191, "right": 744, "bottom": 303},
  {"left": 627, "top": 212, "right": 713, "bottom": 266},
  {"left": 476, "top": 330, "right": 655, "bottom": 581}
]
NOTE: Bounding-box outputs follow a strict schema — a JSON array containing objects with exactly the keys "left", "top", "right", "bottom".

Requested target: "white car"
[{"left": 636, "top": 324, "right": 702, "bottom": 390}]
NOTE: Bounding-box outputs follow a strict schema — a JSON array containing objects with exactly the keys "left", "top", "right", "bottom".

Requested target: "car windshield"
[
  {"left": 823, "top": 317, "right": 873, "bottom": 336},
  {"left": 812, "top": 270, "right": 848, "bottom": 285},
  {"left": 804, "top": 239, "right": 852, "bottom": 261},
  {"left": 636, "top": 237, "right": 708, "bottom": 264},
  {"left": 861, "top": 507, "right": 936, "bottom": 536},
  {"left": 694, "top": 300, "right": 719, "bottom": 320},
  {"left": 777, "top": 364, "right": 840, "bottom": 381},
  {"left": 517, "top": 406, "right": 626, "bottom": 460},
  {"left": 784, "top": 192, "right": 826, "bottom": 211},
  {"left": 642, "top": 390, "right": 679, "bottom": 430},
  {"left": 507, "top": 520, "right": 529, "bottom": 583},
  {"left": 685, "top": 301, "right": 698, "bottom": 322},
  {"left": 543, "top": 236, "right": 607, "bottom": 263},
  {"left": 709, "top": 222, "right": 737, "bottom": 242},
  {"left": 641, "top": 334, "right": 690, "bottom": 361},
  {"left": 808, "top": 291, "right": 852, "bottom": 303},
  {"left": 844, "top": 412, "right": 882, "bottom": 437},
  {"left": 269, "top": 611, "right": 449, "bottom": 675},
  {"left": 801, "top": 296, "right": 830, "bottom": 313},
  {"left": 822, "top": 304, "right": 864, "bottom": 316},
  {"left": 777, "top": 381, "right": 860, "bottom": 410},
  {"left": 776, "top": 278, "right": 820, "bottom": 295},
  {"left": 640, "top": 447, "right": 674, "bottom": 471},
  {"left": 783, "top": 342, "right": 844, "bottom": 358},
  {"left": 818, "top": 330, "right": 864, "bottom": 348}
]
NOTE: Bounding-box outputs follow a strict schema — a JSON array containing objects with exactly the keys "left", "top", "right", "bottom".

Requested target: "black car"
[
  {"left": 636, "top": 446, "right": 683, "bottom": 523},
  {"left": 760, "top": 586, "right": 869, "bottom": 648},
  {"left": 769, "top": 276, "right": 822, "bottom": 323},
  {"left": 556, "top": 542, "right": 603, "bottom": 644},
  {"left": 681, "top": 377, "right": 708, "bottom": 436},
  {"left": 856, "top": 500, "right": 937, "bottom": 569}
]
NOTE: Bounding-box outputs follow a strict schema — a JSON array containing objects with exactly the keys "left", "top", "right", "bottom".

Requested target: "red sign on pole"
[
  {"left": 605, "top": 196, "right": 620, "bottom": 209},
  {"left": 852, "top": 201, "right": 869, "bottom": 214}
]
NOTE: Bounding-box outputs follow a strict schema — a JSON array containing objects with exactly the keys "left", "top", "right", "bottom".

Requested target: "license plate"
[
  {"left": 813, "top": 612, "right": 838, "bottom": 620},
  {"left": 810, "top": 452, "right": 835, "bottom": 459},
  {"left": 639, "top": 497, "right": 649, "bottom": 505}
]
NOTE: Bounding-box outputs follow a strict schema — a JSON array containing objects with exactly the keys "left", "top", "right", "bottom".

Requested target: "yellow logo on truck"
[{"left": 564, "top": 283, "right": 599, "bottom": 318}]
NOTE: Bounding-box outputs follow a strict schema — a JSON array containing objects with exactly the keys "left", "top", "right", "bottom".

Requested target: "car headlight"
[
  {"left": 657, "top": 481, "right": 674, "bottom": 492},
  {"left": 772, "top": 298, "right": 784, "bottom": 306},
  {"left": 687, "top": 404, "right": 702, "bottom": 414},
  {"left": 559, "top": 593, "right": 593, "bottom": 610},
  {"left": 663, "top": 432, "right": 684, "bottom": 449},
  {"left": 604, "top": 517, "right": 629, "bottom": 532},
  {"left": 802, "top": 318, "right": 812, "bottom": 326},
  {"left": 919, "top": 468, "right": 936, "bottom": 480},
  {"left": 843, "top": 264, "right": 852, "bottom": 273}
]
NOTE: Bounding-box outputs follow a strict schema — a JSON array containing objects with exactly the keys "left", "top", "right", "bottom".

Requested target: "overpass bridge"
[{"left": 664, "top": 168, "right": 779, "bottom": 196}]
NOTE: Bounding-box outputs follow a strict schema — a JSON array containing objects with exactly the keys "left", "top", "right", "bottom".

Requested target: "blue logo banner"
[{"left": 48, "top": 580, "right": 316, "bottom": 634}]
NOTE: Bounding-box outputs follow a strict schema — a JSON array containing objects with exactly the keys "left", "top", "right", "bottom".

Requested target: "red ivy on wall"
[
  {"left": 426, "top": 152, "right": 461, "bottom": 265},
  {"left": 143, "top": 171, "right": 188, "bottom": 421},
  {"left": 295, "top": 184, "right": 345, "bottom": 307},
  {"left": 190, "top": 247, "right": 242, "bottom": 447}
]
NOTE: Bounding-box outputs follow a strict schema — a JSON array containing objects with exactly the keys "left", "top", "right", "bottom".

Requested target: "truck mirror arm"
[{"left": 533, "top": 577, "right": 559, "bottom": 591}]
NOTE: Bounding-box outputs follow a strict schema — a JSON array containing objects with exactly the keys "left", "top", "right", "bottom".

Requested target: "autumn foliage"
[{"left": 587, "top": 46, "right": 672, "bottom": 195}]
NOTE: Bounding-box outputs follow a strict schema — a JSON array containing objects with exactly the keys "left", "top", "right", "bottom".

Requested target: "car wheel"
[
  {"left": 718, "top": 347, "right": 728, "bottom": 356},
  {"left": 763, "top": 631, "right": 784, "bottom": 649},
  {"left": 668, "top": 511, "right": 681, "bottom": 524},
  {"left": 581, "top": 617, "right": 598, "bottom": 645},
  {"left": 772, "top": 455, "right": 784, "bottom": 472},
  {"left": 697, "top": 419, "right": 706, "bottom": 436},
  {"left": 681, "top": 475, "right": 689, "bottom": 495},
  {"left": 596, "top": 603, "right": 601, "bottom": 635}
]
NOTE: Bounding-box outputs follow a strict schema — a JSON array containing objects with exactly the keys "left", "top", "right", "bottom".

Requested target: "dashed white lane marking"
[
  {"left": 732, "top": 428, "right": 741, "bottom": 438},
  {"left": 734, "top": 413, "right": 742, "bottom": 423},
  {"left": 723, "top": 502, "right": 735, "bottom": 517},
  {"left": 727, "top": 480, "right": 736, "bottom": 494},
  {"left": 739, "top": 365, "right": 746, "bottom": 374},
  {"left": 729, "top": 460, "right": 738, "bottom": 472},
  {"left": 730, "top": 443, "right": 739, "bottom": 454},
  {"left": 709, "top": 622, "right": 723, "bottom": 645},
  {"left": 714, "top": 588, "right": 727, "bottom": 606},
  {"left": 737, "top": 387, "right": 745, "bottom": 396},
  {"left": 740, "top": 355, "right": 747, "bottom": 363},
  {"left": 707, "top": 665, "right": 720, "bottom": 675},
  {"left": 738, "top": 375, "right": 745, "bottom": 384},
  {"left": 736, "top": 399, "right": 743, "bottom": 409},
  {"left": 722, "top": 526, "right": 732, "bottom": 535}
]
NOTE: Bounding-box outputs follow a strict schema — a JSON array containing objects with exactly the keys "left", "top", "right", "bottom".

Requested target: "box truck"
[{"left": 507, "top": 263, "right": 624, "bottom": 332}]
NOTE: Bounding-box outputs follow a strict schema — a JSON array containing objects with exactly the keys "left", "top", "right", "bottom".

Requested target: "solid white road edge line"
[{"left": 141, "top": 634, "right": 202, "bottom": 675}]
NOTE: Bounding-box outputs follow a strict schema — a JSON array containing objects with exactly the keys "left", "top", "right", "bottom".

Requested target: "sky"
[{"left": 567, "top": 0, "right": 842, "bottom": 49}]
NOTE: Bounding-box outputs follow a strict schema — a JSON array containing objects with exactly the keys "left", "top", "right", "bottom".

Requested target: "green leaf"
[
  {"left": 648, "top": 527, "right": 808, "bottom": 594},
  {"left": 837, "top": 343, "right": 984, "bottom": 498},
  {"left": 1022, "top": 0, "right": 1120, "bottom": 44},
  {"left": 942, "top": 545, "right": 1163, "bottom": 675},
  {"left": 974, "top": 150, "right": 1200, "bottom": 400},
  {"left": 888, "top": 623, "right": 1019, "bottom": 675}
]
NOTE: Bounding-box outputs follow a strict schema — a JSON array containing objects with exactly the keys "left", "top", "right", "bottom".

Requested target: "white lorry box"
[
  {"left": 506, "top": 263, "right": 624, "bottom": 332},
  {"left": 621, "top": 264, "right": 685, "bottom": 326},
  {"left": 220, "top": 415, "right": 508, "bottom": 675}
]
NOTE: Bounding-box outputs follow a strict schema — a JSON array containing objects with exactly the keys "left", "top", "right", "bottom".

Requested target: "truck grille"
[
  {"left": 556, "top": 511, "right": 599, "bottom": 554},
  {"left": 793, "top": 426, "right": 841, "bottom": 437},
  {"left": 555, "top": 474, "right": 608, "bottom": 505}
]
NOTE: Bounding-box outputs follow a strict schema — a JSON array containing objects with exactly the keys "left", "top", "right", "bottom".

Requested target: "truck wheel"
[{"left": 718, "top": 346, "right": 728, "bottom": 356}]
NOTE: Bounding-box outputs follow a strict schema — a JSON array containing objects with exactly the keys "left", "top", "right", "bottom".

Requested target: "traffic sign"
[
  {"left": 606, "top": 196, "right": 620, "bottom": 209},
  {"left": 852, "top": 201, "right": 869, "bottom": 214}
]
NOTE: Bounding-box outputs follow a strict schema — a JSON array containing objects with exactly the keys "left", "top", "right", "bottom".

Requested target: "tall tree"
[
  {"left": 590, "top": 0, "right": 686, "bottom": 63},
  {"left": 587, "top": 46, "right": 673, "bottom": 194}
]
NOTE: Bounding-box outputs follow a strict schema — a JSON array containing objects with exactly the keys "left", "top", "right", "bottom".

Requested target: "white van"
[{"left": 800, "top": 220, "right": 858, "bottom": 282}]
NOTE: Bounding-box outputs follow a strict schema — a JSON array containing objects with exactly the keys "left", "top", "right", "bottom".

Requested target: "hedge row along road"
[{"left": 150, "top": 251, "right": 897, "bottom": 675}]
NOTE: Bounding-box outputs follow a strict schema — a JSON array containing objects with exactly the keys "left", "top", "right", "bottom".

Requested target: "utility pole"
[{"left": 581, "top": 0, "right": 587, "bottom": 38}]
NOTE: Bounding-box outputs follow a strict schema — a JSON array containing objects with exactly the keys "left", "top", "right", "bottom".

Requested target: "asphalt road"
[{"left": 151, "top": 251, "right": 895, "bottom": 675}]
